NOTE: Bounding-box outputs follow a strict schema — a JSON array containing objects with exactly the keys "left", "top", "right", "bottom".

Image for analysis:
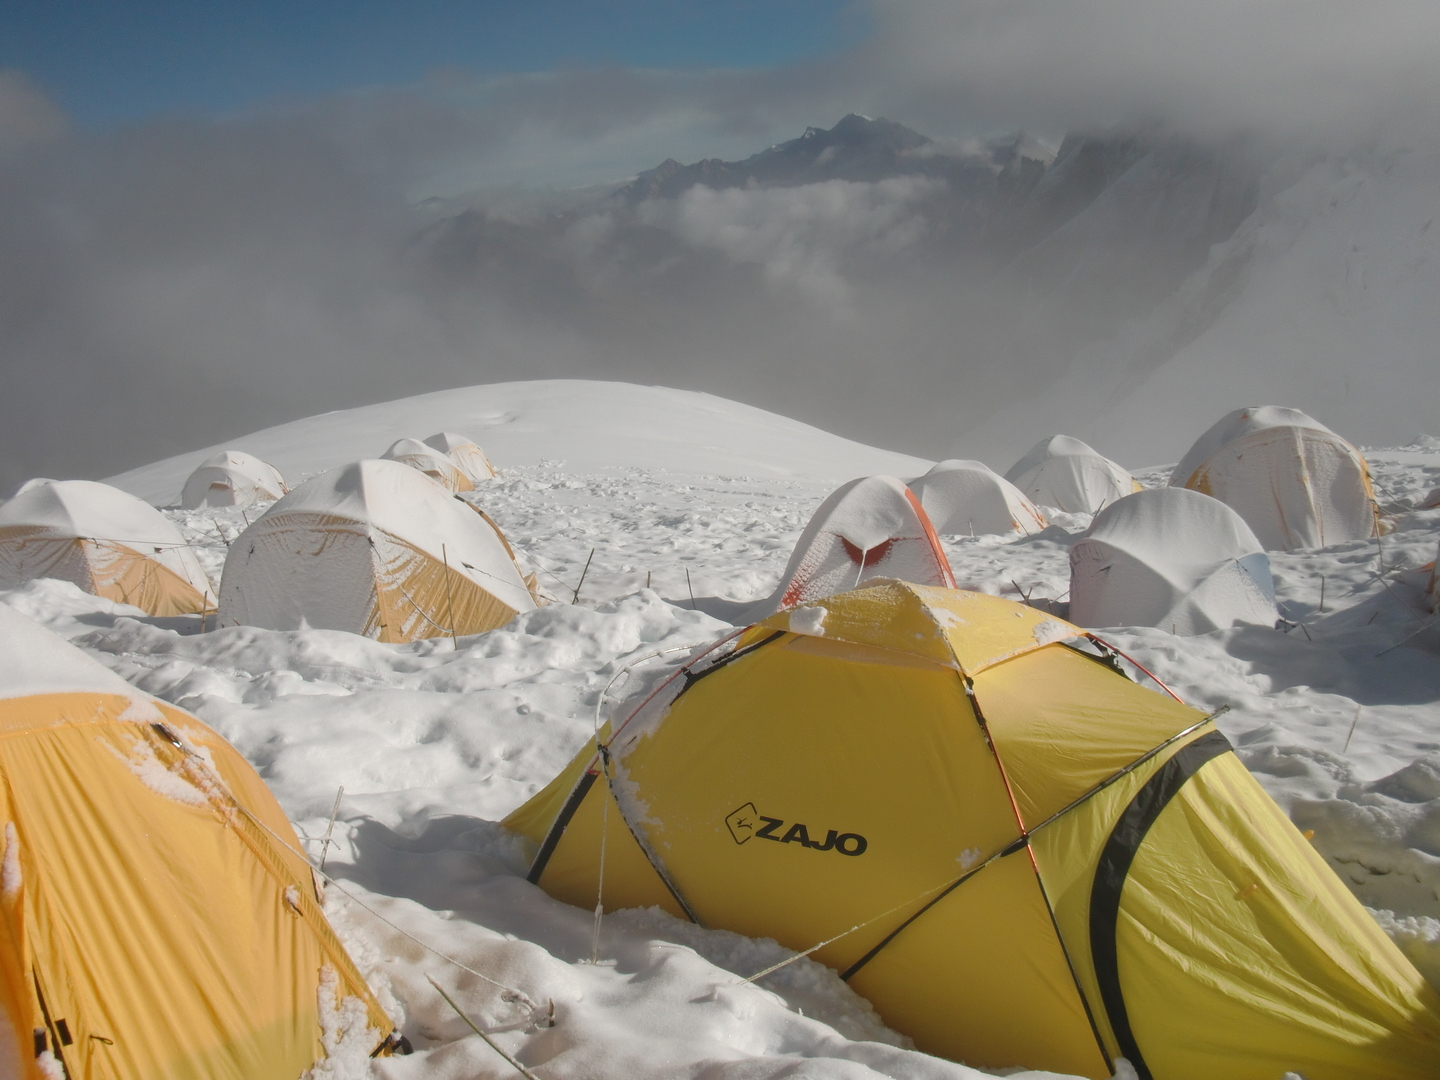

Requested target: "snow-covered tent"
[
  {"left": 178, "top": 450, "right": 287, "bottom": 509},
  {"left": 0, "top": 604, "right": 401, "bottom": 1076},
  {"left": 0, "top": 480, "right": 215, "bottom": 616},
  {"left": 1169, "top": 407, "right": 1377, "bottom": 551},
  {"left": 760, "top": 476, "right": 954, "bottom": 614},
  {"left": 219, "top": 459, "right": 534, "bottom": 642},
  {"left": 1004, "top": 436, "right": 1138, "bottom": 514},
  {"left": 381, "top": 438, "right": 472, "bottom": 493},
  {"left": 909, "top": 460, "right": 1047, "bottom": 536},
  {"left": 1070, "top": 488, "right": 1277, "bottom": 634},
  {"left": 424, "top": 431, "right": 496, "bottom": 485}
]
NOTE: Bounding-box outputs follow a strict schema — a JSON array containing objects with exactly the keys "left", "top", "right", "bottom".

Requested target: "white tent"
[
  {"left": 760, "top": 475, "right": 955, "bottom": 615},
  {"left": 424, "top": 432, "right": 496, "bottom": 485},
  {"left": 219, "top": 459, "right": 534, "bottom": 642},
  {"left": 178, "top": 450, "right": 287, "bottom": 509},
  {"left": 381, "top": 438, "right": 471, "bottom": 493},
  {"left": 1004, "top": 435, "right": 1138, "bottom": 514},
  {"left": 1070, "top": 487, "right": 1277, "bottom": 635},
  {"left": 1170, "top": 406, "right": 1376, "bottom": 551},
  {"left": 0, "top": 480, "right": 215, "bottom": 616},
  {"left": 908, "top": 459, "right": 1047, "bottom": 536}
]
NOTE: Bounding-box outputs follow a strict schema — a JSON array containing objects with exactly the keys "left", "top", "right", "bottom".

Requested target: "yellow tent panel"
[
  {"left": 506, "top": 581, "right": 1440, "bottom": 1079},
  {"left": 0, "top": 607, "right": 399, "bottom": 1078}
]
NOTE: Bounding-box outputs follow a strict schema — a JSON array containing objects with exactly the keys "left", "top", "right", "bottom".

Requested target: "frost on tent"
[
  {"left": 302, "top": 965, "right": 386, "bottom": 1080},
  {"left": 1, "top": 823, "right": 19, "bottom": 901},
  {"left": 104, "top": 736, "right": 209, "bottom": 809},
  {"left": 1031, "top": 619, "right": 1074, "bottom": 646}
]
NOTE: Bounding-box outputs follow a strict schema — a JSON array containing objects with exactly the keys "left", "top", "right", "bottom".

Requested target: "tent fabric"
[
  {"left": 1004, "top": 436, "right": 1140, "bottom": 514},
  {"left": 1069, "top": 488, "right": 1277, "bottom": 634},
  {"left": 381, "top": 438, "right": 472, "bottom": 493},
  {"left": 219, "top": 459, "right": 534, "bottom": 642},
  {"left": 908, "top": 460, "right": 1047, "bottom": 536},
  {"left": 505, "top": 581, "right": 1440, "bottom": 1080},
  {"left": 423, "top": 432, "right": 496, "bottom": 485},
  {"left": 178, "top": 450, "right": 288, "bottom": 509},
  {"left": 0, "top": 604, "right": 397, "bottom": 1079},
  {"left": 758, "top": 476, "right": 955, "bottom": 615},
  {"left": 1169, "top": 407, "right": 1378, "bottom": 551},
  {"left": 0, "top": 481, "right": 215, "bottom": 617}
]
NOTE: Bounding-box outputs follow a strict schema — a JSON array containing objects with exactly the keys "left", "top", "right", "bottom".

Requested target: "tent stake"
[
  {"left": 319, "top": 786, "right": 344, "bottom": 873},
  {"left": 426, "top": 976, "right": 541, "bottom": 1080},
  {"left": 685, "top": 567, "right": 696, "bottom": 609},
  {"left": 1319, "top": 575, "right": 1326, "bottom": 613},
  {"left": 573, "top": 549, "right": 595, "bottom": 604}
]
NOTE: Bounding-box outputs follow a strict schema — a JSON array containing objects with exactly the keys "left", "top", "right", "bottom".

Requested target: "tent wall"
[
  {"left": 0, "top": 691, "right": 393, "bottom": 1078},
  {"left": 0, "top": 532, "right": 212, "bottom": 617},
  {"left": 1178, "top": 426, "right": 1377, "bottom": 550}
]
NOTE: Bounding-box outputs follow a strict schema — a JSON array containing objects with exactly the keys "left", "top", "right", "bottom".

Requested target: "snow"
[
  {"left": 4, "top": 382, "right": 1440, "bottom": 1077},
  {"left": 104, "top": 381, "right": 935, "bottom": 506}
]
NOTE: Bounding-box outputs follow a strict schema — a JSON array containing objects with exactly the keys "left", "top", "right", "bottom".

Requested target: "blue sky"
[{"left": 0, "top": 0, "right": 869, "bottom": 124}]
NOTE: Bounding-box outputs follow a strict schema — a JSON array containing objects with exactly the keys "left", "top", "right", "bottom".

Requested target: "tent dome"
[
  {"left": 909, "top": 459, "right": 1047, "bottom": 536},
  {"left": 423, "top": 431, "right": 496, "bottom": 485},
  {"left": 1004, "top": 436, "right": 1138, "bottom": 514},
  {"left": 1070, "top": 488, "right": 1276, "bottom": 634},
  {"left": 0, "top": 604, "right": 400, "bottom": 1076},
  {"left": 380, "top": 438, "right": 472, "bottom": 493},
  {"left": 1169, "top": 407, "right": 1376, "bottom": 551},
  {"left": 179, "top": 450, "right": 287, "bottom": 509},
  {"left": 761, "top": 476, "right": 953, "bottom": 614},
  {"left": 506, "top": 582, "right": 1440, "bottom": 1080},
  {"left": 219, "top": 459, "right": 534, "bottom": 642},
  {"left": 0, "top": 480, "right": 215, "bottom": 616}
]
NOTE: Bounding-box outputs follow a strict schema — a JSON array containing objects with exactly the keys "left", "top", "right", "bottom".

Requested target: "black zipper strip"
[{"left": 1087, "top": 729, "right": 1233, "bottom": 1079}]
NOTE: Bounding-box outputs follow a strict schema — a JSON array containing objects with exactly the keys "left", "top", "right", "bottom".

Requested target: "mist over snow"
[{"left": 3, "top": 1, "right": 1440, "bottom": 492}]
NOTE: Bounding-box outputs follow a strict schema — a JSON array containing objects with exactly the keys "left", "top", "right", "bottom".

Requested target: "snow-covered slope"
[
  {"left": 962, "top": 147, "right": 1440, "bottom": 464},
  {"left": 105, "top": 380, "right": 935, "bottom": 506}
]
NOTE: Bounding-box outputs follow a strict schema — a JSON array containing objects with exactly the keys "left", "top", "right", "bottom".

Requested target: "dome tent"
[
  {"left": 0, "top": 603, "right": 401, "bottom": 1078},
  {"left": 178, "top": 450, "right": 287, "bottom": 509},
  {"left": 1169, "top": 407, "right": 1377, "bottom": 551},
  {"left": 380, "top": 438, "right": 471, "bottom": 493},
  {"left": 506, "top": 582, "right": 1440, "bottom": 1080},
  {"left": 219, "top": 459, "right": 534, "bottom": 643},
  {"left": 1070, "top": 488, "right": 1277, "bottom": 635},
  {"left": 908, "top": 459, "right": 1047, "bottom": 536},
  {"left": 0, "top": 480, "right": 215, "bottom": 617},
  {"left": 423, "top": 431, "right": 496, "bottom": 485},
  {"left": 1005, "top": 436, "right": 1139, "bottom": 514},
  {"left": 758, "top": 475, "right": 954, "bottom": 615}
]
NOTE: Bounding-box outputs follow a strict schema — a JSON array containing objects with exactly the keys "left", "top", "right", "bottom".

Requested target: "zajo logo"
[{"left": 725, "top": 802, "right": 867, "bottom": 856}]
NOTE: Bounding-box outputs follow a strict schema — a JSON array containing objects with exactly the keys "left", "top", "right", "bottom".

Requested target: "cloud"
[
  {"left": 865, "top": 0, "right": 1440, "bottom": 141},
  {"left": 639, "top": 176, "right": 943, "bottom": 309}
]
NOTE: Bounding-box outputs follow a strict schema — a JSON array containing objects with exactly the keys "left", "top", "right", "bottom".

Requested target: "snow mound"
[{"left": 105, "top": 381, "right": 935, "bottom": 505}]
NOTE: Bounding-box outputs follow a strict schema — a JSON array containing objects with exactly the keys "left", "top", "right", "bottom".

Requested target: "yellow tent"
[
  {"left": 0, "top": 604, "right": 400, "bottom": 1078},
  {"left": 0, "top": 480, "right": 215, "bottom": 618},
  {"left": 505, "top": 581, "right": 1440, "bottom": 1080},
  {"left": 218, "top": 459, "right": 536, "bottom": 643}
]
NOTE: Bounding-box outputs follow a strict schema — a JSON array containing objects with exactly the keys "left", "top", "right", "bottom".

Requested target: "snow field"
[{"left": 7, "top": 438, "right": 1440, "bottom": 1077}]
